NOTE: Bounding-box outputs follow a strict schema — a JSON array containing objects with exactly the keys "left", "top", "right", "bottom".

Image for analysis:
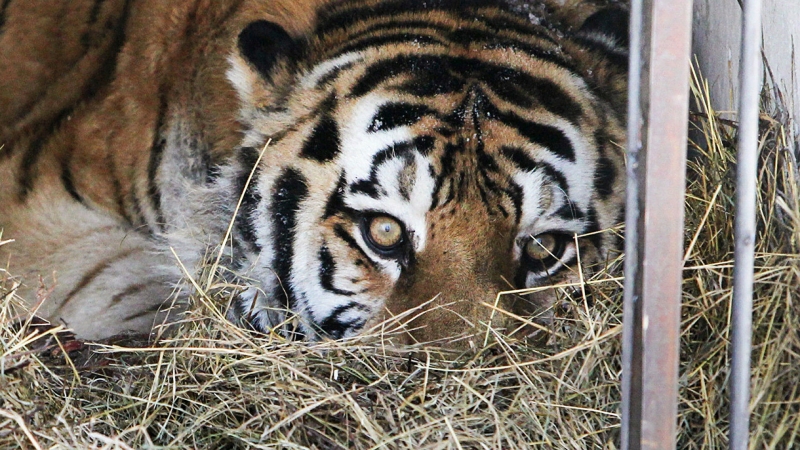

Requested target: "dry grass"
[{"left": 2, "top": 74, "right": 799, "bottom": 449}]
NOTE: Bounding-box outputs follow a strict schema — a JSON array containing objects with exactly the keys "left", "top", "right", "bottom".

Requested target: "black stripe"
[
  {"left": 231, "top": 291, "right": 256, "bottom": 328},
  {"left": 466, "top": 13, "right": 558, "bottom": 44},
  {"left": 541, "top": 163, "right": 570, "bottom": 196},
  {"left": 146, "top": 97, "right": 168, "bottom": 232},
  {"left": 317, "top": 0, "right": 518, "bottom": 36},
  {"left": 352, "top": 55, "right": 579, "bottom": 119},
  {"left": 16, "top": 108, "right": 72, "bottom": 199},
  {"left": 476, "top": 161, "right": 522, "bottom": 221},
  {"left": 13, "top": 0, "right": 129, "bottom": 127},
  {"left": 235, "top": 146, "right": 263, "bottom": 251},
  {"left": 573, "top": 36, "right": 628, "bottom": 69},
  {"left": 484, "top": 102, "right": 575, "bottom": 162},
  {"left": 319, "top": 245, "right": 357, "bottom": 296},
  {"left": 333, "top": 223, "right": 379, "bottom": 270},
  {"left": 107, "top": 152, "right": 135, "bottom": 226},
  {"left": 501, "top": 146, "right": 537, "bottom": 172},
  {"left": 355, "top": 50, "right": 580, "bottom": 120},
  {"left": 397, "top": 71, "right": 465, "bottom": 97},
  {"left": 577, "top": 8, "right": 629, "bottom": 50},
  {"left": 301, "top": 113, "right": 341, "bottom": 162},
  {"left": 500, "top": 146, "right": 570, "bottom": 196},
  {"left": 343, "top": 19, "right": 452, "bottom": 42},
  {"left": 585, "top": 206, "right": 603, "bottom": 250},
  {"left": 368, "top": 102, "right": 438, "bottom": 132},
  {"left": 60, "top": 161, "right": 84, "bottom": 204},
  {"left": 413, "top": 135, "right": 435, "bottom": 155},
  {"left": 128, "top": 179, "right": 148, "bottom": 231},
  {"left": 15, "top": 0, "right": 132, "bottom": 199},
  {"left": 334, "top": 31, "right": 445, "bottom": 57},
  {"left": 471, "top": 106, "right": 523, "bottom": 221},
  {"left": 323, "top": 174, "right": 355, "bottom": 219},
  {"left": 316, "top": 302, "right": 368, "bottom": 339},
  {"left": 122, "top": 300, "right": 167, "bottom": 322},
  {"left": 110, "top": 282, "right": 151, "bottom": 305},
  {"left": 0, "top": 0, "right": 12, "bottom": 33},
  {"left": 76, "top": 0, "right": 131, "bottom": 98},
  {"left": 315, "top": 62, "right": 354, "bottom": 87},
  {"left": 483, "top": 68, "right": 583, "bottom": 122},
  {"left": 81, "top": 0, "right": 107, "bottom": 49},
  {"left": 270, "top": 168, "right": 309, "bottom": 310},
  {"left": 349, "top": 179, "right": 380, "bottom": 198},
  {"left": 446, "top": 27, "right": 570, "bottom": 69},
  {"left": 348, "top": 140, "right": 418, "bottom": 198},
  {"left": 594, "top": 156, "right": 617, "bottom": 199},
  {"left": 350, "top": 55, "right": 461, "bottom": 98},
  {"left": 554, "top": 202, "right": 585, "bottom": 221},
  {"left": 57, "top": 248, "right": 139, "bottom": 312},
  {"left": 429, "top": 142, "right": 454, "bottom": 210}
]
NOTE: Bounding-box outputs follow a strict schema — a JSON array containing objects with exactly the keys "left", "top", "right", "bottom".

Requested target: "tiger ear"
[
  {"left": 569, "top": 8, "right": 629, "bottom": 117},
  {"left": 237, "top": 20, "right": 300, "bottom": 80},
  {"left": 576, "top": 8, "right": 629, "bottom": 53},
  {"left": 227, "top": 20, "right": 300, "bottom": 104}
]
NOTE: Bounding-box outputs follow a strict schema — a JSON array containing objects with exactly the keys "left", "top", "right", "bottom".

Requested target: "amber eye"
[
  {"left": 364, "top": 215, "right": 405, "bottom": 252},
  {"left": 524, "top": 233, "right": 563, "bottom": 262}
]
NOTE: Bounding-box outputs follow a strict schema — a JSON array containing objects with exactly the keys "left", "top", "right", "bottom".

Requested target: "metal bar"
[
  {"left": 621, "top": 0, "right": 694, "bottom": 448},
  {"left": 730, "top": 0, "right": 763, "bottom": 448}
]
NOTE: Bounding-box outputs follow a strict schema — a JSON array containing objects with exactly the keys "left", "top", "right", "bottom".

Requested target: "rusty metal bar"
[
  {"left": 621, "top": 0, "right": 694, "bottom": 448},
  {"left": 730, "top": 1, "right": 763, "bottom": 448}
]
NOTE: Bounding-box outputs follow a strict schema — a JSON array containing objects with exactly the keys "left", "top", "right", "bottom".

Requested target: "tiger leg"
[{"left": 1, "top": 186, "right": 186, "bottom": 340}]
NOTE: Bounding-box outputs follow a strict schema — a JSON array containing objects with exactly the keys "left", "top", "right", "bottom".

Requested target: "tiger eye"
[
  {"left": 525, "top": 233, "right": 558, "bottom": 261},
  {"left": 367, "top": 216, "right": 404, "bottom": 250}
]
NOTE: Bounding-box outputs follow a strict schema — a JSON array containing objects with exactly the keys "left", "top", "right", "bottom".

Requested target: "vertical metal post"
[
  {"left": 730, "top": 1, "right": 763, "bottom": 449},
  {"left": 621, "top": 0, "right": 694, "bottom": 448}
]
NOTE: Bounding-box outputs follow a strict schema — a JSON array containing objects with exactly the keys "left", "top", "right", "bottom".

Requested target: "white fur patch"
[
  {"left": 226, "top": 55, "right": 257, "bottom": 104},
  {"left": 301, "top": 52, "right": 365, "bottom": 89}
]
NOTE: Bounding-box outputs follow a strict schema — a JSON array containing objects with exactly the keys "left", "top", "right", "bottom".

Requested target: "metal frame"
[
  {"left": 730, "top": 0, "right": 763, "bottom": 448},
  {"left": 621, "top": 0, "right": 763, "bottom": 448},
  {"left": 621, "top": 0, "right": 694, "bottom": 448}
]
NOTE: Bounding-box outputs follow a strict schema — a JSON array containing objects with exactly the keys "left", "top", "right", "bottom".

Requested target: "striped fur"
[{"left": 0, "top": 0, "right": 627, "bottom": 346}]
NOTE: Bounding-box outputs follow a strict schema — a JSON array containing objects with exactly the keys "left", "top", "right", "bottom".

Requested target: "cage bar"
[
  {"left": 730, "top": 0, "right": 763, "bottom": 448},
  {"left": 620, "top": 0, "right": 694, "bottom": 448}
]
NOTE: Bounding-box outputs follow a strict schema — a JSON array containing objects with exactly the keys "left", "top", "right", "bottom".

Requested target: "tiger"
[{"left": 0, "top": 0, "right": 628, "bottom": 348}]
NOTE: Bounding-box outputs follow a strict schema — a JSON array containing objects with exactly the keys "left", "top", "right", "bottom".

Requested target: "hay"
[{"left": 2, "top": 72, "right": 798, "bottom": 449}]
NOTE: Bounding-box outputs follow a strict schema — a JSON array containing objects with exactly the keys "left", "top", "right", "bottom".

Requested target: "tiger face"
[{"left": 217, "top": 3, "right": 628, "bottom": 345}]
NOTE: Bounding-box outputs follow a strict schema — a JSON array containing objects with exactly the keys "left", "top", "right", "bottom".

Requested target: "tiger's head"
[{"left": 214, "top": 1, "right": 627, "bottom": 347}]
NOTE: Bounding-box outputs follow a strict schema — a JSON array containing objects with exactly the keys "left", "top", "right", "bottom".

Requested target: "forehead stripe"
[
  {"left": 315, "top": 61, "right": 355, "bottom": 87},
  {"left": 347, "top": 140, "right": 418, "bottom": 199},
  {"left": 344, "top": 19, "right": 453, "bottom": 40},
  {"left": 351, "top": 54, "right": 578, "bottom": 112},
  {"left": 501, "top": 146, "right": 571, "bottom": 196},
  {"left": 446, "top": 27, "right": 570, "bottom": 68},
  {"left": 333, "top": 32, "right": 446, "bottom": 57},
  {"left": 301, "top": 113, "right": 341, "bottom": 162},
  {"left": 368, "top": 102, "right": 439, "bottom": 132},
  {"left": 485, "top": 102, "right": 575, "bottom": 162}
]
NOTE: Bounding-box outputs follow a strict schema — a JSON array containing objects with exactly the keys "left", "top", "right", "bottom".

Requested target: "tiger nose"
[{"left": 384, "top": 277, "right": 515, "bottom": 349}]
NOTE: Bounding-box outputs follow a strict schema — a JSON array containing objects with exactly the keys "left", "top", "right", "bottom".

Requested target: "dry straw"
[{"left": 1, "top": 71, "right": 798, "bottom": 449}]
